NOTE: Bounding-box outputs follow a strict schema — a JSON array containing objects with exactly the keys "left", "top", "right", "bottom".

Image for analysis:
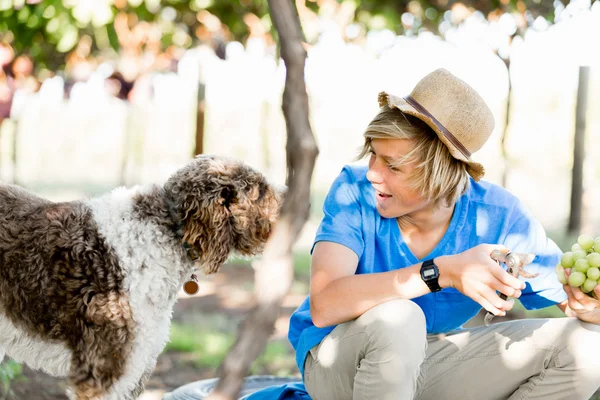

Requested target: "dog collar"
[
  {"left": 181, "top": 242, "right": 200, "bottom": 261},
  {"left": 164, "top": 190, "right": 200, "bottom": 262}
]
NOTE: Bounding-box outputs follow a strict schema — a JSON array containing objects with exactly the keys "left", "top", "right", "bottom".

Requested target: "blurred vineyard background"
[{"left": 1, "top": 0, "right": 600, "bottom": 399}]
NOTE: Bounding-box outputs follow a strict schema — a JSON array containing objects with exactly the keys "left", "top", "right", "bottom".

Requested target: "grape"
[
  {"left": 572, "top": 250, "right": 587, "bottom": 262},
  {"left": 586, "top": 252, "right": 600, "bottom": 268},
  {"left": 557, "top": 269, "right": 568, "bottom": 285},
  {"left": 587, "top": 267, "right": 600, "bottom": 281},
  {"left": 559, "top": 235, "right": 600, "bottom": 297},
  {"left": 568, "top": 271, "right": 586, "bottom": 287},
  {"left": 561, "top": 252, "right": 575, "bottom": 268},
  {"left": 582, "top": 279, "right": 598, "bottom": 293},
  {"left": 574, "top": 259, "right": 590, "bottom": 273},
  {"left": 578, "top": 234, "right": 595, "bottom": 251}
]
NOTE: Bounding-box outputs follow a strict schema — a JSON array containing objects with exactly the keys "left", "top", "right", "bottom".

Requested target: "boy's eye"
[{"left": 369, "top": 150, "right": 400, "bottom": 172}]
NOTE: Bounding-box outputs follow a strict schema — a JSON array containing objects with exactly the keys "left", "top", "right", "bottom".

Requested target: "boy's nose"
[{"left": 366, "top": 161, "right": 384, "bottom": 184}]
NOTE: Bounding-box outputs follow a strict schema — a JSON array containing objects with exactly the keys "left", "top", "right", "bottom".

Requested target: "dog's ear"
[
  {"left": 201, "top": 214, "right": 233, "bottom": 275},
  {"left": 180, "top": 194, "right": 234, "bottom": 275}
]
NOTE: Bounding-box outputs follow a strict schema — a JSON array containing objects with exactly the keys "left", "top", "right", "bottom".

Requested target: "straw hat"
[{"left": 378, "top": 68, "right": 495, "bottom": 181}]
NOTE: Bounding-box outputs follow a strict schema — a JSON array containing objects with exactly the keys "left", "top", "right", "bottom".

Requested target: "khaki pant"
[{"left": 304, "top": 299, "right": 600, "bottom": 400}]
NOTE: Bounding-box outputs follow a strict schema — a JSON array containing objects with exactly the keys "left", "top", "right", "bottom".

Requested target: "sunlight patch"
[
  {"left": 476, "top": 208, "right": 490, "bottom": 237},
  {"left": 139, "top": 390, "right": 166, "bottom": 400},
  {"left": 317, "top": 336, "right": 340, "bottom": 368},
  {"left": 335, "top": 183, "right": 358, "bottom": 206},
  {"left": 498, "top": 340, "right": 532, "bottom": 370}
]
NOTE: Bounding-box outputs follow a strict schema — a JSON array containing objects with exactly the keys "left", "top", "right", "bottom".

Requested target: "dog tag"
[{"left": 183, "top": 274, "right": 199, "bottom": 295}]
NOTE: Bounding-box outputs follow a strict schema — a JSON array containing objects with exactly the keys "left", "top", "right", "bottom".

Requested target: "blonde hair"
[{"left": 358, "top": 106, "right": 469, "bottom": 209}]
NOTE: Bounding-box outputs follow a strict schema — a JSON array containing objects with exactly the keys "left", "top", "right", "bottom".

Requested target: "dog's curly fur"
[{"left": 0, "top": 155, "right": 282, "bottom": 400}]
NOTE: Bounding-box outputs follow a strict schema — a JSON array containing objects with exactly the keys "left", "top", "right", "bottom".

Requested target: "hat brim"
[{"left": 378, "top": 91, "right": 485, "bottom": 181}]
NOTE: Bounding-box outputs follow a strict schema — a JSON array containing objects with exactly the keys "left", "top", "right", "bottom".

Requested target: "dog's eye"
[{"left": 220, "top": 186, "right": 236, "bottom": 207}]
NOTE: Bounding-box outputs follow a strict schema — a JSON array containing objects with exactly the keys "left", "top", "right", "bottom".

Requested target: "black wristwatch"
[{"left": 420, "top": 259, "right": 442, "bottom": 292}]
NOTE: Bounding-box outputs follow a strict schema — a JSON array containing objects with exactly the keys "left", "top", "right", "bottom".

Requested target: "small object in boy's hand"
[{"left": 484, "top": 250, "right": 537, "bottom": 326}]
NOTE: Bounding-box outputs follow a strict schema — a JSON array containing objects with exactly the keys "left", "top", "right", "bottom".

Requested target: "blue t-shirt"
[
  {"left": 289, "top": 164, "right": 566, "bottom": 376},
  {"left": 247, "top": 165, "right": 567, "bottom": 400}
]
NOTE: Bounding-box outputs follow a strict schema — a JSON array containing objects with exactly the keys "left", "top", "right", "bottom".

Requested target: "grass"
[
  {"left": 250, "top": 341, "right": 297, "bottom": 377},
  {"left": 166, "top": 324, "right": 235, "bottom": 369},
  {"left": 292, "top": 251, "right": 312, "bottom": 278},
  {"left": 166, "top": 323, "right": 297, "bottom": 376},
  {"left": 228, "top": 250, "right": 312, "bottom": 280},
  {"left": 0, "top": 360, "right": 25, "bottom": 400}
]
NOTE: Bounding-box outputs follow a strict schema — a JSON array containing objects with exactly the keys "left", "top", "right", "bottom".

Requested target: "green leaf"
[{"left": 56, "top": 24, "right": 79, "bottom": 53}]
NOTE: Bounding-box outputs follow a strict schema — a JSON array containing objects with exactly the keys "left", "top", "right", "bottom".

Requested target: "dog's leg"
[
  {"left": 85, "top": 357, "right": 156, "bottom": 400},
  {"left": 129, "top": 366, "right": 154, "bottom": 400},
  {"left": 0, "top": 347, "right": 4, "bottom": 364},
  {"left": 68, "top": 340, "right": 131, "bottom": 400},
  {"left": 67, "top": 326, "right": 132, "bottom": 400},
  {"left": 64, "top": 290, "right": 135, "bottom": 400},
  {"left": 68, "top": 353, "right": 111, "bottom": 400}
]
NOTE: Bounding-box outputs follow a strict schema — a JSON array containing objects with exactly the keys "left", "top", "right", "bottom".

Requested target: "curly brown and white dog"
[{"left": 0, "top": 155, "right": 283, "bottom": 400}]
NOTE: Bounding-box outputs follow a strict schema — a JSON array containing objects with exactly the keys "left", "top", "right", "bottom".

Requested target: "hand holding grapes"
[
  {"left": 562, "top": 269, "right": 600, "bottom": 324},
  {"left": 557, "top": 234, "right": 600, "bottom": 324}
]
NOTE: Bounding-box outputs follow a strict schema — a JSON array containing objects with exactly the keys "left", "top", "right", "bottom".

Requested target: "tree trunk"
[
  {"left": 119, "top": 104, "right": 133, "bottom": 186},
  {"left": 11, "top": 120, "right": 18, "bottom": 185},
  {"left": 194, "top": 83, "right": 206, "bottom": 156},
  {"left": 500, "top": 57, "right": 511, "bottom": 188},
  {"left": 206, "top": 0, "right": 318, "bottom": 398},
  {"left": 567, "top": 66, "right": 590, "bottom": 235}
]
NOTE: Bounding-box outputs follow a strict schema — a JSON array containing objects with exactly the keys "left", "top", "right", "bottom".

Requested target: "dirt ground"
[{"left": 6, "top": 351, "right": 227, "bottom": 400}]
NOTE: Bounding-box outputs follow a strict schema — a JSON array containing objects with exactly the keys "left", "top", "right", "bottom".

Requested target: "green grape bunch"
[{"left": 557, "top": 234, "right": 600, "bottom": 299}]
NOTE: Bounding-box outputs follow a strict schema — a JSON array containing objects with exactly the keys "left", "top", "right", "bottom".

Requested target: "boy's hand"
[
  {"left": 563, "top": 269, "right": 600, "bottom": 324},
  {"left": 437, "top": 244, "right": 526, "bottom": 317}
]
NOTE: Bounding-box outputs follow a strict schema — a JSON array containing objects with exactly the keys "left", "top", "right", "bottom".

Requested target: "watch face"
[{"left": 423, "top": 268, "right": 436, "bottom": 278}]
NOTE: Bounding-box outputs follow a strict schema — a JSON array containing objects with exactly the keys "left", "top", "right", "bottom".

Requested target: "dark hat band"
[{"left": 404, "top": 95, "right": 471, "bottom": 159}]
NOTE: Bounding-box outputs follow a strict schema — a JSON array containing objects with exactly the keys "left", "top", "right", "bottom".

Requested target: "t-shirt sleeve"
[
  {"left": 503, "top": 200, "right": 568, "bottom": 310},
  {"left": 311, "top": 167, "right": 364, "bottom": 259}
]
